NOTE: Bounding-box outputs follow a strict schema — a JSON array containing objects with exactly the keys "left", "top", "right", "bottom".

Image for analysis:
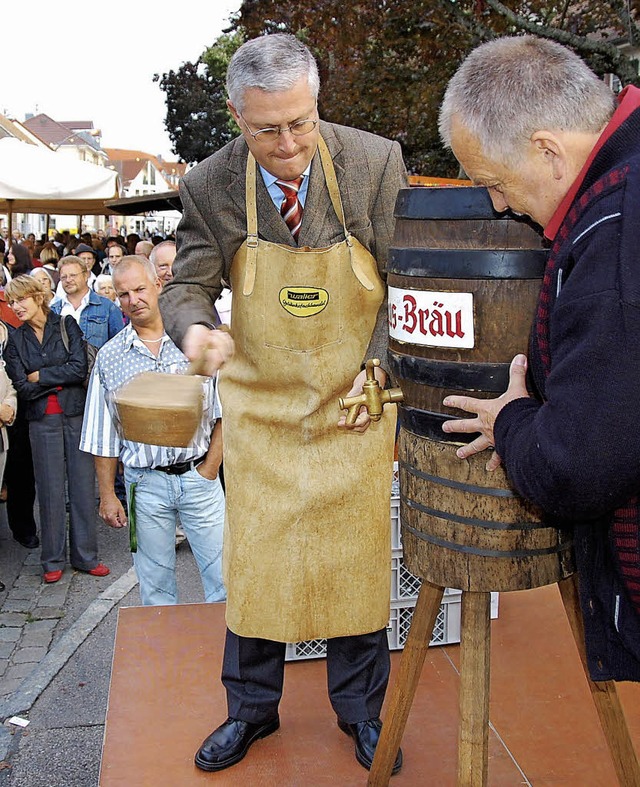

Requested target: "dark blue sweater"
[{"left": 495, "top": 95, "right": 640, "bottom": 681}]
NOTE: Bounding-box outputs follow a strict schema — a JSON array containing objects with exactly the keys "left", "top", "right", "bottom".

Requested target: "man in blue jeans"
[{"left": 79, "top": 255, "right": 225, "bottom": 605}]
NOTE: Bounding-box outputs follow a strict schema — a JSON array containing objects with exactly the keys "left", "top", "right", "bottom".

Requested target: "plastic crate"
[
  {"left": 390, "top": 495, "right": 401, "bottom": 550},
  {"left": 440, "top": 587, "right": 499, "bottom": 620},
  {"left": 285, "top": 595, "right": 462, "bottom": 662},
  {"left": 390, "top": 553, "right": 422, "bottom": 601},
  {"left": 285, "top": 638, "right": 327, "bottom": 661},
  {"left": 284, "top": 591, "right": 500, "bottom": 661},
  {"left": 387, "top": 596, "right": 461, "bottom": 650}
]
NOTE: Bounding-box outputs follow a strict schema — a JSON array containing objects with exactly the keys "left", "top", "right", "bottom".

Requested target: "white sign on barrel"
[{"left": 388, "top": 287, "right": 475, "bottom": 349}]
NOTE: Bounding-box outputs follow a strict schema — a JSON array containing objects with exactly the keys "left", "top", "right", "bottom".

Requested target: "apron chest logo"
[{"left": 279, "top": 287, "right": 329, "bottom": 318}]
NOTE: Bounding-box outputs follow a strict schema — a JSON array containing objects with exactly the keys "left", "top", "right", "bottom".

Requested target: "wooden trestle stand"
[{"left": 369, "top": 575, "right": 640, "bottom": 786}]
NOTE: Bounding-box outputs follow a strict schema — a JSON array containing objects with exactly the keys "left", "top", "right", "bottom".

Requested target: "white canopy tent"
[{"left": 0, "top": 137, "right": 120, "bottom": 235}]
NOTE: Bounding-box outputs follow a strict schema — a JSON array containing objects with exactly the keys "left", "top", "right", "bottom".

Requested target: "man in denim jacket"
[{"left": 51, "top": 256, "right": 124, "bottom": 348}]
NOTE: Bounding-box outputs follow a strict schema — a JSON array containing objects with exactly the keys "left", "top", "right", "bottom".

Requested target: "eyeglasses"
[
  {"left": 8, "top": 296, "right": 33, "bottom": 306},
  {"left": 239, "top": 114, "right": 318, "bottom": 143}
]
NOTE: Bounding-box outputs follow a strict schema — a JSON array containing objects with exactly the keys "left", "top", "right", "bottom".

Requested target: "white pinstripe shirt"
[{"left": 79, "top": 324, "right": 220, "bottom": 468}]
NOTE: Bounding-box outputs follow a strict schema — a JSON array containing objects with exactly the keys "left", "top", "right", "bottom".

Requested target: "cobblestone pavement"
[{"left": 0, "top": 552, "right": 67, "bottom": 699}]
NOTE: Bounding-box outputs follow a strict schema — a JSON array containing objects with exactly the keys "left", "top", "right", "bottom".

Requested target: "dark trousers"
[
  {"left": 222, "top": 627, "right": 390, "bottom": 724},
  {"left": 4, "top": 420, "right": 37, "bottom": 543},
  {"left": 29, "top": 414, "right": 98, "bottom": 572}
]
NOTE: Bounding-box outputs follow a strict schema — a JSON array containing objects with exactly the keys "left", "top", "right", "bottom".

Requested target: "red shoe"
[
  {"left": 43, "top": 570, "right": 63, "bottom": 584},
  {"left": 87, "top": 563, "right": 110, "bottom": 577}
]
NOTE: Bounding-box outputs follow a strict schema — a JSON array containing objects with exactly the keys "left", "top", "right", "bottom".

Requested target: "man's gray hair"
[
  {"left": 112, "top": 255, "right": 158, "bottom": 285},
  {"left": 439, "top": 35, "right": 617, "bottom": 165},
  {"left": 227, "top": 33, "right": 320, "bottom": 112},
  {"left": 149, "top": 240, "right": 176, "bottom": 265}
]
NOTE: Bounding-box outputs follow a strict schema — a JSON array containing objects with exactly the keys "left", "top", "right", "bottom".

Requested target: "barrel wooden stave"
[
  {"left": 399, "top": 431, "right": 574, "bottom": 592},
  {"left": 393, "top": 215, "right": 546, "bottom": 250}
]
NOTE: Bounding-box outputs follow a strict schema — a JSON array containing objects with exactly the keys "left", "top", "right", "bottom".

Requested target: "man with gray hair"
[
  {"left": 134, "top": 239, "right": 154, "bottom": 258},
  {"left": 150, "top": 240, "right": 176, "bottom": 286},
  {"left": 80, "top": 255, "right": 226, "bottom": 606},
  {"left": 160, "top": 33, "right": 406, "bottom": 774},
  {"left": 439, "top": 36, "right": 640, "bottom": 682}
]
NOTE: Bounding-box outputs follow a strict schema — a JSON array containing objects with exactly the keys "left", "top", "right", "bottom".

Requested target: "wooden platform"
[{"left": 100, "top": 585, "right": 640, "bottom": 785}]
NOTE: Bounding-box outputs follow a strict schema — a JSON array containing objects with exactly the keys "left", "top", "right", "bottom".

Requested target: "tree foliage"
[
  {"left": 153, "top": 32, "right": 241, "bottom": 164},
  {"left": 237, "top": 0, "right": 640, "bottom": 174},
  {"left": 156, "top": 1, "right": 640, "bottom": 173}
]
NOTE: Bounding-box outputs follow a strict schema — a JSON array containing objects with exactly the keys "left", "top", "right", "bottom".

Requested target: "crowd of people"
[{"left": 0, "top": 228, "right": 180, "bottom": 587}]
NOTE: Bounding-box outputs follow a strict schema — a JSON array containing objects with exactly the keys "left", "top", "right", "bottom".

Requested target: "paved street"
[{"left": 0, "top": 504, "right": 211, "bottom": 787}]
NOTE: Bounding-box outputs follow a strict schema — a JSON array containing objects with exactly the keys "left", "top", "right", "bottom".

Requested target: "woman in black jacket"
[{"left": 5, "top": 275, "right": 109, "bottom": 583}]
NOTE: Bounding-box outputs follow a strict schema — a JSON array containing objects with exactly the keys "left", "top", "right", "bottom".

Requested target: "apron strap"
[
  {"left": 317, "top": 136, "right": 376, "bottom": 291},
  {"left": 242, "top": 134, "right": 376, "bottom": 295},
  {"left": 317, "top": 136, "right": 348, "bottom": 234},
  {"left": 243, "top": 153, "right": 259, "bottom": 296}
]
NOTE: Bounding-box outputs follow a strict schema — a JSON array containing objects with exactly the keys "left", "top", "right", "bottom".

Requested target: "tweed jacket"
[{"left": 159, "top": 120, "right": 407, "bottom": 361}]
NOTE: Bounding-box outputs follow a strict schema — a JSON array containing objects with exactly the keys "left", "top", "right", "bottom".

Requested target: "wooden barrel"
[{"left": 388, "top": 186, "right": 574, "bottom": 592}]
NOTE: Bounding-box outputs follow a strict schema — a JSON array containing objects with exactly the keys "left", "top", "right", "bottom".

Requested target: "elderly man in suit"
[{"left": 160, "top": 33, "right": 406, "bottom": 775}]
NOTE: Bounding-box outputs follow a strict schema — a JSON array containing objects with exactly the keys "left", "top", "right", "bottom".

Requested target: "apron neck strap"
[
  {"left": 243, "top": 154, "right": 259, "bottom": 295},
  {"left": 245, "top": 152, "right": 259, "bottom": 245},
  {"left": 316, "top": 135, "right": 349, "bottom": 237}
]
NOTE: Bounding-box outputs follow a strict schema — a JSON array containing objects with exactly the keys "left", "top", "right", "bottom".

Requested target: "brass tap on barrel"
[{"left": 339, "top": 359, "right": 404, "bottom": 426}]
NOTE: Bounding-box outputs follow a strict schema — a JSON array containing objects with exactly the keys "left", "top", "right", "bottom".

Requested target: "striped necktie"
[{"left": 276, "top": 177, "right": 304, "bottom": 240}]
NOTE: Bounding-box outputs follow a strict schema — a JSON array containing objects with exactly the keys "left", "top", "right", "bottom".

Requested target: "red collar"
[{"left": 544, "top": 85, "right": 640, "bottom": 240}]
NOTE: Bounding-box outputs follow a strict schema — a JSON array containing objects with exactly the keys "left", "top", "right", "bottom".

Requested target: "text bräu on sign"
[{"left": 388, "top": 287, "right": 474, "bottom": 349}]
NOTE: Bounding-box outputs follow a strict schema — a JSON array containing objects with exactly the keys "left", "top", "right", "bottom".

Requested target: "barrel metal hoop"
[
  {"left": 390, "top": 352, "right": 510, "bottom": 393},
  {"left": 399, "top": 407, "right": 475, "bottom": 444},
  {"left": 394, "top": 186, "right": 497, "bottom": 218},
  {"left": 387, "top": 248, "right": 548, "bottom": 279},
  {"left": 398, "top": 458, "right": 517, "bottom": 499},
  {"left": 404, "top": 522, "right": 573, "bottom": 558},
  {"left": 403, "top": 495, "right": 544, "bottom": 531},
  {"left": 394, "top": 185, "right": 542, "bottom": 224}
]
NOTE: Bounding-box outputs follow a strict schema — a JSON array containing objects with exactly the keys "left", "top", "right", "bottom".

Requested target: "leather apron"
[{"left": 219, "top": 137, "right": 396, "bottom": 642}]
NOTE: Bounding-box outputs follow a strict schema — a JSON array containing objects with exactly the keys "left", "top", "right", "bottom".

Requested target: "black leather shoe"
[
  {"left": 338, "top": 717, "right": 403, "bottom": 775},
  {"left": 14, "top": 534, "right": 39, "bottom": 549},
  {"left": 194, "top": 716, "right": 280, "bottom": 772}
]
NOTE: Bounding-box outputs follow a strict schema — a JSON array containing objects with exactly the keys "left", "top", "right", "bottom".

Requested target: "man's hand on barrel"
[
  {"left": 183, "top": 324, "right": 235, "bottom": 376},
  {"left": 442, "top": 354, "right": 529, "bottom": 468},
  {"left": 338, "top": 366, "right": 387, "bottom": 433}
]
